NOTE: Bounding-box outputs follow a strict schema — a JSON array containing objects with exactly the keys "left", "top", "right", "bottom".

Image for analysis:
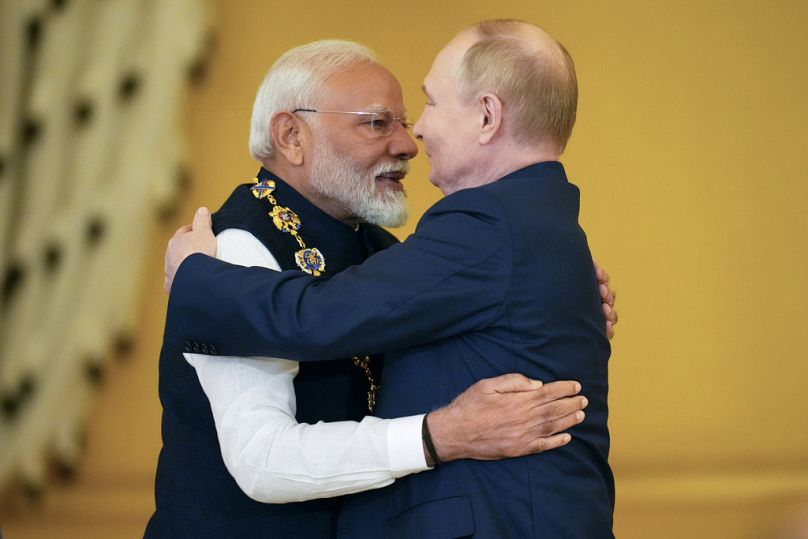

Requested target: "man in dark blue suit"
[{"left": 165, "top": 20, "right": 614, "bottom": 538}]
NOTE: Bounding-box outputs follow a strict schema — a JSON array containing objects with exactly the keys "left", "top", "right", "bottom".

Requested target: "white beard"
[{"left": 309, "top": 136, "right": 409, "bottom": 228}]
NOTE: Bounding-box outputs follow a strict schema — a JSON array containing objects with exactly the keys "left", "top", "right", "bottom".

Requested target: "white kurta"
[{"left": 184, "top": 228, "right": 429, "bottom": 504}]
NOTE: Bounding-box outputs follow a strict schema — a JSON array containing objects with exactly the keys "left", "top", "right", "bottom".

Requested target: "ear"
[
  {"left": 270, "top": 112, "right": 306, "bottom": 165},
  {"left": 478, "top": 93, "right": 503, "bottom": 145}
]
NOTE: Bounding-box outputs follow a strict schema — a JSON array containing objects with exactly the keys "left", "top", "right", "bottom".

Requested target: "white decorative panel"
[{"left": 0, "top": 0, "right": 213, "bottom": 497}]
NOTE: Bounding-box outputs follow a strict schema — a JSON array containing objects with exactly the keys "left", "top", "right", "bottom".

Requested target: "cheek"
[
  {"left": 429, "top": 118, "right": 443, "bottom": 136},
  {"left": 333, "top": 140, "right": 382, "bottom": 170},
  {"left": 420, "top": 110, "right": 444, "bottom": 140}
]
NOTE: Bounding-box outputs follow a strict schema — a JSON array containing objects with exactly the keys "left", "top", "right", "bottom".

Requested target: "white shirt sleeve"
[{"left": 184, "top": 227, "right": 429, "bottom": 504}]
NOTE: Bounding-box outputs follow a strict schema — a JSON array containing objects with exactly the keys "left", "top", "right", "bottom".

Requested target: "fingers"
[
  {"left": 602, "top": 302, "right": 618, "bottom": 325},
  {"left": 192, "top": 207, "right": 212, "bottom": 231},
  {"left": 593, "top": 258, "right": 609, "bottom": 284},
  {"left": 441, "top": 379, "right": 588, "bottom": 460},
  {"left": 522, "top": 405, "right": 588, "bottom": 456},
  {"left": 164, "top": 252, "right": 176, "bottom": 292},
  {"left": 598, "top": 283, "right": 615, "bottom": 307},
  {"left": 175, "top": 224, "right": 192, "bottom": 235},
  {"left": 594, "top": 261, "right": 616, "bottom": 340},
  {"left": 480, "top": 373, "right": 543, "bottom": 394},
  {"left": 599, "top": 281, "right": 617, "bottom": 340},
  {"left": 531, "top": 380, "right": 581, "bottom": 406},
  {"left": 164, "top": 243, "right": 174, "bottom": 293},
  {"left": 526, "top": 432, "right": 572, "bottom": 454},
  {"left": 532, "top": 396, "right": 587, "bottom": 430},
  {"left": 602, "top": 301, "right": 618, "bottom": 340},
  {"left": 534, "top": 410, "right": 585, "bottom": 442}
]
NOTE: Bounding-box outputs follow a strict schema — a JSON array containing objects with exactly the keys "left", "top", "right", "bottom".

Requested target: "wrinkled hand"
[
  {"left": 594, "top": 259, "right": 618, "bottom": 339},
  {"left": 164, "top": 207, "right": 216, "bottom": 292},
  {"left": 425, "top": 374, "right": 587, "bottom": 463}
]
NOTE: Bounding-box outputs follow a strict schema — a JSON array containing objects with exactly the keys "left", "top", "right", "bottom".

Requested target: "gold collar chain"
[
  {"left": 251, "top": 177, "right": 378, "bottom": 412},
  {"left": 251, "top": 177, "right": 326, "bottom": 276}
]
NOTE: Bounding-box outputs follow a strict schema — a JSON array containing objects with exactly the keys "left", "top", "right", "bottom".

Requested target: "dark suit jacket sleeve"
[{"left": 169, "top": 188, "right": 512, "bottom": 360}]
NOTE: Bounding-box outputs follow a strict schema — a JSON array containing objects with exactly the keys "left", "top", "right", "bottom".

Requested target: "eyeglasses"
[{"left": 292, "top": 108, "right": 412, "bottom": 138}]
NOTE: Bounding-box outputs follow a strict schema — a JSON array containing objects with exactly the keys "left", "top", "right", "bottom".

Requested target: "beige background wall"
[{"left": 3, "top": 0, "right": 807, "bottom": 537}]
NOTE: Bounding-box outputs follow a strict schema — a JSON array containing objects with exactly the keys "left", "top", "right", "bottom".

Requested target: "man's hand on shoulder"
[
  {"left": 164, "top": 207, "right": 217, "bottom": 292},
  {"left": 594, "top": 259, "right": 618, "bottom": 339},
  {"left": 423, "top": 374, "right": 587, "bottom": 464}
]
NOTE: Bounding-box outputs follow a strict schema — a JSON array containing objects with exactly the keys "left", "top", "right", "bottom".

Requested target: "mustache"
[{"left": 373, "top": 160, "right": 410, "bottom": 177}]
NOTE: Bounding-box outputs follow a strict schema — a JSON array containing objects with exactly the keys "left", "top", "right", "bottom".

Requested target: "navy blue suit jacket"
[{"left": 169, "top": 162, "right": 614, "bottom": 538}]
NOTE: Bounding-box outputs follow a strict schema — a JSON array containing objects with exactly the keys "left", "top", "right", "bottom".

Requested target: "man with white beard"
[{"left": 146, "top": 39, "right": 615, "bottom": 538}]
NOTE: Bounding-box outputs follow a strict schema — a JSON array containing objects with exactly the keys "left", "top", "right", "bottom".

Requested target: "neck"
[
  {"left": 443, "top": 141, "right": 560, "bottom": 195},
  {"left": 262, "top": 159, "right": 358, "bottom": 227}
]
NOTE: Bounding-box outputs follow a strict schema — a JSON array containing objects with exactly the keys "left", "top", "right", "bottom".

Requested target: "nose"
[
  {"left": 389, "top": 124, "right": 418, "bottom": 160},
  {"left": 413, "top": 115, "right": 423, "bottom": 141}
]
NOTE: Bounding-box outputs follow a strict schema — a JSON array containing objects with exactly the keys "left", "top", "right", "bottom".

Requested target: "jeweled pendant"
[
  {"left": 270, "top": 206, "right": 301, "bottom": 234},
  {"left": 251, "top": 178, "right": 276, "bottom": 199},
  {"left": 295, "top": 247, "right": 325, "bottom": 276}
]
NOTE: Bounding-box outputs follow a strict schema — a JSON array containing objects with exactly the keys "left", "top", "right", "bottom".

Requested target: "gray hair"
[{"left": 248, "top": 40, "right": 379, "bottom": 162}]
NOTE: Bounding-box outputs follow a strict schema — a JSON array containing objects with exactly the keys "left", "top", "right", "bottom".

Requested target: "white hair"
[{"left": 248, "top": 40, "right": 378, "bottom": 162}]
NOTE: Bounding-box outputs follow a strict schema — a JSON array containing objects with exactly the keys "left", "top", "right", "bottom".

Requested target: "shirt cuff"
[{"left": 386, "top": 414, "right": 429, "bottom": 474}]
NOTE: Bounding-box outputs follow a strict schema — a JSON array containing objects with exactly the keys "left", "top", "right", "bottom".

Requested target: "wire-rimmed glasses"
[{"left": 292, "top": 108, "right": 412, "bottom": 138}]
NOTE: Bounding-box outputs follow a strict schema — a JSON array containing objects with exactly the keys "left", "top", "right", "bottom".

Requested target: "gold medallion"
[
  {"left": 270, "top": 206, "right": 301, "bottom": 234},
  {"left": 294, "top": 247, "right": 326, "bottom": 276},
  {"left": 251, "top": 178, "right": 276, "bottom": 199},
  {"left": 251, "top": 175, "right": 378, "bottom": 411}
]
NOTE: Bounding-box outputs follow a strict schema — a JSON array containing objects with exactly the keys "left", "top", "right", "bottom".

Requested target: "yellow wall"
[
  {"left": 174, "top": 1, "right": 808, "bottom": 537},
  {"left": 1, "top": 2, "right": 805, "bottom": 537}
]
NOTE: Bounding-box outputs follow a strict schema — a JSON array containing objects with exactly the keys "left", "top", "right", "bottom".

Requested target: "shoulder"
[
  {"left": 416, "top": 187, "right": 509, "bottom": 238},
  {"left": 481, "top": 171, "right": 580, "bottom": 217},
  {"left": 424, "top": 186, "right": 506, "bottom": 217},
  {"left": 404, "top": 188, "right": 510, "bottom": 263},
  {"left": 212, "top": 183, "right": 261, "bottom": 234}
]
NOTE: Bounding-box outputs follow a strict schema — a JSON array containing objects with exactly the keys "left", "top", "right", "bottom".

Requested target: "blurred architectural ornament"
[{"left": 0, "top": 0, "right": 213, "bottom": 498}]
